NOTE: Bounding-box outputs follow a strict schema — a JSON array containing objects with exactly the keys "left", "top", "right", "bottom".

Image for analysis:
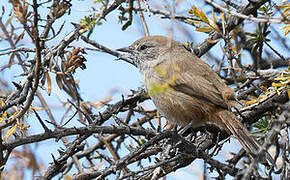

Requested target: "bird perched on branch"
[{"left": 117, "top": 36, "right": 274, "bottom": 163}]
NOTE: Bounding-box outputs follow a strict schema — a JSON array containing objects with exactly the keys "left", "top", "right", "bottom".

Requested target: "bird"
[{"left": 116, "top": 35, "right": 274, "bottom": 163}]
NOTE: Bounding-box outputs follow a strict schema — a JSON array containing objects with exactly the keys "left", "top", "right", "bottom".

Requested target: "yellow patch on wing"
[
  {"left": 154, "top": 66, "right": 167, "bottom": 77},
  {"left": 149, "top": 75, "right": 179, "bottom": 95}
]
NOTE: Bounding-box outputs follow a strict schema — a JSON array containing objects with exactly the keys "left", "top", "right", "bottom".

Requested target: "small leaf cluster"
[
  {"left": 188, "top": 6, "right": 220, "bottom": 34},
  {"left": 246, "top": 23, "right": 271, "bottom": 54},
  {"left": 80, "top": 14, "right": 103, "bottom": 37}
]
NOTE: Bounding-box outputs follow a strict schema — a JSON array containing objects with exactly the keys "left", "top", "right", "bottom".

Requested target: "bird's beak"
[
  {"left": 116, "top": 46, "right": 137, "bottom": 67},
  {"left": 116, "top": 47, "right": 132, "bottom": 53}
]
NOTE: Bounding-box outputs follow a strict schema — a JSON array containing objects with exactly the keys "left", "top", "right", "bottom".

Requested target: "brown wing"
[{"left": 167, "top": 50, "right": 230, "bottom": 109}]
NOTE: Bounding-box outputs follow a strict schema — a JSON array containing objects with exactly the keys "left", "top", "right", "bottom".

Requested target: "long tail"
[{"left": 217, "top": 110, "right": 274, "bottom": 164}]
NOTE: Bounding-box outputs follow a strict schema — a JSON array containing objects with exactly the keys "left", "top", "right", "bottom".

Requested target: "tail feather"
[{"left": 217, "top": 110, "right": 274, "bottom": 164}]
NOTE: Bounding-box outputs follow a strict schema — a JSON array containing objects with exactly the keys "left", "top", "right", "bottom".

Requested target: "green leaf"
[{"left": 196, "top": 26, "right": 212, "bottom": 32}]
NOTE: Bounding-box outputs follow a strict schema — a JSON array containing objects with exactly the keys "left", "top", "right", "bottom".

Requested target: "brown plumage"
[{"left": 117, "top": 36, "right": 273, "bottom": 163}]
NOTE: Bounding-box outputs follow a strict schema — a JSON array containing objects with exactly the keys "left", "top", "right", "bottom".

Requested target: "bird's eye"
[{"left": 139, "top": 45, "right": 148, "bottom": 51}]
